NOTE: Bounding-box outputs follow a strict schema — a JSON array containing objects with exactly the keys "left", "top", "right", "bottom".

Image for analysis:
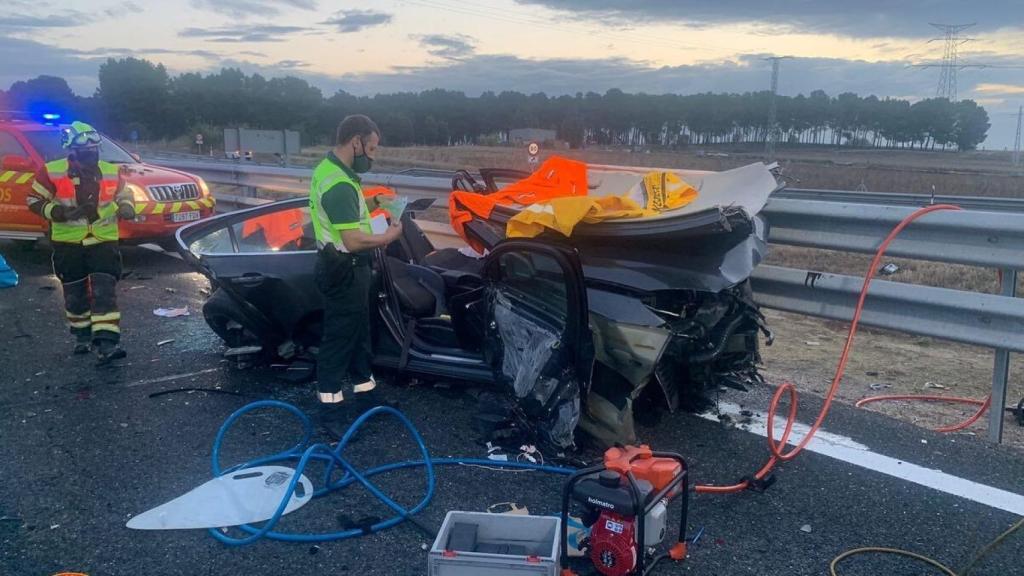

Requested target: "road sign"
[
  {"left": 195, "top": 134, "right": 204, "bottom": 145},
  {"left": 527, "top": 141, "right": 540, "bottom": 156}
]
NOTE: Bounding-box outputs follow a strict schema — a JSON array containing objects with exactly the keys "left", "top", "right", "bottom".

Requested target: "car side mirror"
[
  {"left": 130, "top": 153, "right": 142, "bottom": 163},
  {"left": 1, "top": 155, "right": 37, "bottom": 173}
]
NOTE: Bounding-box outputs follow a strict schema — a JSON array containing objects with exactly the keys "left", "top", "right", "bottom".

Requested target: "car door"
[
  {"left": 176, "top": 198, "right": 321, "bottom": 347},
  {"left": 0, "top": 130, "right": 45, "bottom": 238},
  {"left": 480, "top": 240, "right": 594, "bottom": 449}
]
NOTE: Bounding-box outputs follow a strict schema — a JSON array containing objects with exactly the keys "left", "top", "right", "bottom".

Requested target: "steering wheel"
[{"left": 452, "top": 170, "right": 486, "bottom": 193}]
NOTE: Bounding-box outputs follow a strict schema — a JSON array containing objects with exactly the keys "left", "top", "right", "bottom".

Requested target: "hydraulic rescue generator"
[{"left": 560, "top": 446, "right": 689, "bottom": 576}]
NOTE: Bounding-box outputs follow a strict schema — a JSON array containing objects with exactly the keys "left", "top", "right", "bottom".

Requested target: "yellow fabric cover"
[
  {"left": 507, "top": 196, "right": 652, "bottom": 239},
  {"left": 641, "top": 171, "right": 698, "bottom": 212},
  {"left": 506, "top": 171, "right": 698, "bottom": 239}
]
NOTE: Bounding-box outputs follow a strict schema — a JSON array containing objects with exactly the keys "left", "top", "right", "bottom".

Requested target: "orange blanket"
[{"left": 449, "top": 156, "right": 588, "bottom": 253}]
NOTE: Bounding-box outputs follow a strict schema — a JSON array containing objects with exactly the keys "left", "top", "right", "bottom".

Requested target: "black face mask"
[
  {"left": 352, "top": 138, "right": 373, "bottom": 173},
  {"left": 75, "top": 148, "right": 100, "bottom": 168}
]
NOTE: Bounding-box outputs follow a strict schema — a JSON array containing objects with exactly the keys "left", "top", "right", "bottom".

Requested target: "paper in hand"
[{"left": 378, "top": 195, "right": 409, "bottom": 221}]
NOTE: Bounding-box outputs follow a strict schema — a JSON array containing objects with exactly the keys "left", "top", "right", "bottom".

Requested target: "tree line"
[{"left": 0, "top": 57, "right": 991, "bottom": 151}]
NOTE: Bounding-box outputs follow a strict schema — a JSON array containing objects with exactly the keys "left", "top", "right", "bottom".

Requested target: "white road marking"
[
  {"left": 701, "top": 402, "right": 1024, "bottom": 516},
  {"left": 124, "top": 368, "right": 222, "bottom": 388}
]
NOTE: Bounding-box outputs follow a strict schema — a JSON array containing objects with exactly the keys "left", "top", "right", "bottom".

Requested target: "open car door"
[
  {"left": 481, "top": 240, "right": 594, "bottom": 449},
  {"left": 176, "top": 198, "right": 320, "bottom": 350}
]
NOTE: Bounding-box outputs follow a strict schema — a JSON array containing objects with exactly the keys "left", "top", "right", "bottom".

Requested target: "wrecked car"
[{"left": 175, "top": 160, "right": 779, "bottom": 449}]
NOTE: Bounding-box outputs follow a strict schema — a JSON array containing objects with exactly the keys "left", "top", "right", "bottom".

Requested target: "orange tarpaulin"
[
  {"left": 449, "top": 156, "right": 588, "bottom": 253},
  {"left": 242, "top": 208, "right": 305, "bottom": 250},
  {"left": 241, "top": 186, "right": 397, "bottom": 250}
]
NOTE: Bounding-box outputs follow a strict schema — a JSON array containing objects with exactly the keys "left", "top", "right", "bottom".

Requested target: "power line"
[
  {"left": 764, "top": 56, "right": 791, "bottom": 160},
  {"left": 1014, "top": 105, "right": 1022, "bottom": 167},
  {"left": 928, "top": 22, "right": 975, "bottom": 101}
]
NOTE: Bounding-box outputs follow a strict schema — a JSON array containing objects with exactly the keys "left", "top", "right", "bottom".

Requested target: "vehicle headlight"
[
  {"left": 197, "top": 178, "right": 210, "bottom": 197},
  {"left": 126, "top": 183, "right": 149, "bottom": 202}
]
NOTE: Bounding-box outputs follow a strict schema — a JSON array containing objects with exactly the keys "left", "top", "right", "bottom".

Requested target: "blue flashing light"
[{"left": 42, "top": 113, "right": 61, "bottom": 121}]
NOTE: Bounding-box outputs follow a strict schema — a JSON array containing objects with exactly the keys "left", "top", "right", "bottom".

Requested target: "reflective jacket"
[
  {"left": 308, "top": 157, "right": 371, "bottom": 252},
  {"left": 29, "top": 158, "right": 131, "bottom": 245}
]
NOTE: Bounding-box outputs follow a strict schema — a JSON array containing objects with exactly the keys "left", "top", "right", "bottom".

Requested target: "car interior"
[{"left": 186, "top": 197, "right": 570, "bottom": 362}]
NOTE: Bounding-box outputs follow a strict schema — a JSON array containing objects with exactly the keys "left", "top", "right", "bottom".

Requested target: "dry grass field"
[{"left": 369, "top": 144, "right": 1024, "bottom": 197}]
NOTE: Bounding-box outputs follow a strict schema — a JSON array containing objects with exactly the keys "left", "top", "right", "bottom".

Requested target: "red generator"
[{"left": 560, "top": 445, "right": 689, "bottom": 576}]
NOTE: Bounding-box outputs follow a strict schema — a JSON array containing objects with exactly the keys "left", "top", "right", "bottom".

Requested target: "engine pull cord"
[{"left": 696, "top": 203, "right": 963, "bottom": 494}]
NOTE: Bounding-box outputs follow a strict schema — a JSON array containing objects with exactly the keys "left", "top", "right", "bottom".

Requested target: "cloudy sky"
[{"left": 2, "top": 0, "right": 1024, "bottom": 147}]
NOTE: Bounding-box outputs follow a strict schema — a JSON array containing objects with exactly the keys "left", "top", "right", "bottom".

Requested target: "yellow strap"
[
  {"left": 69, "top": 320, "right": 92, "bottom": 329},
  {"left": 91, "top": 323, "right": 121, "bottom": 334},
  {"left": 91, "top": 312, "right": 121, "bottom": 323}
]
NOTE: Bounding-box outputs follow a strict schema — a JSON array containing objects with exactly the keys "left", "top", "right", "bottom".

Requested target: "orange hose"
[
  {"left": 855, "top": 394, "right": 991, "bottom": 433},
  {"left": 695, "top": 203, "right": 963, "bottom": 495}
]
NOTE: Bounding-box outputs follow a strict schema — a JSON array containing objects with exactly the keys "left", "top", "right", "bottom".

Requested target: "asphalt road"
[{"left": 1, "top": 240, "right": 1022, "bottom": 576}]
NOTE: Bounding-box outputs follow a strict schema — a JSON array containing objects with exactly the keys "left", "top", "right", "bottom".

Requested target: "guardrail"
[
  {"left": 152, "top": 156, "right": 1024, "bottom": 212},
  {"left": 157, "top": 157, "right": 1024, "bottom": 443}
]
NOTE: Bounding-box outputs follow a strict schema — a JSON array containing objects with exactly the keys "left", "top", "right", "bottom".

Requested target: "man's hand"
[
  {"left": 385, "top": 221, "right": 403, "bottom": 242},
  {"left": 118, "top": 203, "right": 136, "bottom": 220}
]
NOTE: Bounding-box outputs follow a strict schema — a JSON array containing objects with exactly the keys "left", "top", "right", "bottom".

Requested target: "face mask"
[
  {"left": 75, "top": 149, "right": 100, "bottom": 168},
  {"left": 352, "top": 138, "right": 373, "bottom": 173}
]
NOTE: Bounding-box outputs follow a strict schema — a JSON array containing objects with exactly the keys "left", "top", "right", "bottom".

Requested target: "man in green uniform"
[{"left": 309, "top": 115, "right": 402, "bottom": 403}]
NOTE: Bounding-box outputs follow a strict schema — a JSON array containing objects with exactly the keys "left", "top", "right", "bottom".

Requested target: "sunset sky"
[{"left": 3, "top": 0, "right": 1023, "bottom": 147}]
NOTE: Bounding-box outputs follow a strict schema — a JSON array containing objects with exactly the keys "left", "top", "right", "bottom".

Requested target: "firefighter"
[
  {"left": 308, "top": 115, "right": 402, "bottom": 403},
  {"left": 26, "top": 121, "right": 136, "bottom": 364}
]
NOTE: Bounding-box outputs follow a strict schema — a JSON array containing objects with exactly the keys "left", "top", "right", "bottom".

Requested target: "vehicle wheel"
[{"left": 203, "top": 289, "right": 261, "bottom": 348}]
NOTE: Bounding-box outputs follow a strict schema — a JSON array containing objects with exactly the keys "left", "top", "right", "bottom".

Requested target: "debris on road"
[
  {"left": 879, "top": 263, "right": 900, "bottom": 276},
  {"left": 923, "top": 382, "right": 948, "bottom": 390},
  {"left": 153, "top": 307, "right": 190, "bottom": 318},
  {"left": 869, "top": 383, "right": 892, "bottom": 391},
  {"left": 800, "top": 524, "right": 813, "bottom": 533},
  {"left": 157, "top": 339, "right": 175, "bottom": 347}
]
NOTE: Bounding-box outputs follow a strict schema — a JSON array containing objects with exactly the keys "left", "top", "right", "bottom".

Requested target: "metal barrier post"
[{"left": 989, "top": 268, "right": 1019, "bottom": 443}]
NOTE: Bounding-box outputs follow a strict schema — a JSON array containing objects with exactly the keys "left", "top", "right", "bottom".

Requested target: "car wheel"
[{"left": 203, "top": 289, "right": 261, "bottom": 348}]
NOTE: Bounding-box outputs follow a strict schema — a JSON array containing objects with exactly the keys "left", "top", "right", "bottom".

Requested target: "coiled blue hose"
[{"left": 208, "top": 400, "right": 575, "bottom": 546}]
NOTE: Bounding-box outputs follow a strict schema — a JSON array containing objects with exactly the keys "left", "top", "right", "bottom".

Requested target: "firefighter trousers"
[
  {"left": 314, "top": 247, "right": 372, "bottom": 395},
  {"left": 51, "top": 242, "right": 123, "bottom": 345}
]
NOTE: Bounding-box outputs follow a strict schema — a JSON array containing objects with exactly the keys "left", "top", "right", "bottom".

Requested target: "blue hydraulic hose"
[{"left": 207, "top": 400, "right": 575, "bottom": 546}]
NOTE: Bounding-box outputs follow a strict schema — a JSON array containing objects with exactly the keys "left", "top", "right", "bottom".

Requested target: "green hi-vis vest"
[
  {"left": 46, "top": 158, "right": 121, "bottom": 245},
  {"left": 308, "top": 157, "right": 371, "bottom": 252}
]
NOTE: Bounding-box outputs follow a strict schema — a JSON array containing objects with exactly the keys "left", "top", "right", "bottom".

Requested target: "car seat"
[{"left": 386, "top": 256, "right": 447, "bottom": 318}]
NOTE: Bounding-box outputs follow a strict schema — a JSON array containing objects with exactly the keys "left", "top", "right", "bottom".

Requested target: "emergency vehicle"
[{"left": 0, "top": 115, "right": 215, "bottom": 245}]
